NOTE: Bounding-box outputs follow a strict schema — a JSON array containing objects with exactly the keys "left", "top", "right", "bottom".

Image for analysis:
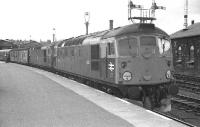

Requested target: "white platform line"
[
  {"left": 146, "top": 110, "right": 171, "bottom": 121},
  {"left": 95, "top": 89, "right": 105, "bottom": 94},
  {"left": 115, "top": 98, "right": 131, "bottom": 105}
]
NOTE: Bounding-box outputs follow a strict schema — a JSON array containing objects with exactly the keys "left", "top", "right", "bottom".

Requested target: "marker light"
[
  {"left": 123, "top": 71, "right": 132, "bottom": 81},
  {"left": 166, "top": 70, "right": 171, "bottom": 79}
]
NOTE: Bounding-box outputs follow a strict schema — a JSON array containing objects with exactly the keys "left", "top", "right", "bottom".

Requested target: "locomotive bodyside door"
[
  {"left": 100, "top": 39, "right": 116, "bottom": 83},
  {"left": 90, "top": 44, "right": 101, "bottom": 79}
]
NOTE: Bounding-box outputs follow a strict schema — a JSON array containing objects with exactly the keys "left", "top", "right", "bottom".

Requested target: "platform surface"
[{"left": 0, "top": 62, "right": 188, "bottom": 127}]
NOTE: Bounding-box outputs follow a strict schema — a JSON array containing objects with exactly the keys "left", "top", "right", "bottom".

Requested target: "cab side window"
[{"left": 108, "top": 42, "right": 115, "bottom": 55}]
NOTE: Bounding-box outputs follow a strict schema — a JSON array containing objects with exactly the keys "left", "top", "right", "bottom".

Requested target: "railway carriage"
[
  {"left": 29, "top": 47, "right": 43, "bottom": 66},
  {"left": 0, "top": 49, "right": 11, "bottom": 61},
  {"left": 10, "top": 48, "right": 29, "bottom": 64},
  {"left": 29, "top": 43, "right": 55, "bottom": 68}
]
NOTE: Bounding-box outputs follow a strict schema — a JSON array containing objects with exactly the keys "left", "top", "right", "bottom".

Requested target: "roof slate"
[
  {"left": 170, "top": 22, "right": 200, "bottom": 39},
  {"left": 103, "top": 23, "right": 169, "bottom": 39}
]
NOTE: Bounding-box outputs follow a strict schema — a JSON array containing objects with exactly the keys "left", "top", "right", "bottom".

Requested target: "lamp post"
[
  {"left": 84, "top": 12, "right": 90, "bottom": 35},
  {"left": 53, "top": 28, "right": 56, "bottom": 43},
  {"left": 29, "top": 35, "right": 31, "bottom": 43}
]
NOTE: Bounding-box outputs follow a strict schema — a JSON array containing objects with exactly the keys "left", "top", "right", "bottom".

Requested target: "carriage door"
[
  {"left": 44, "top": 49, "right": 47, "bottom": 63},
  {"left": 51, "top": 45, "right": 56, "bottom": 68},
  {"left": 91, "top": 44, "right": 100, "bottom": 78}
]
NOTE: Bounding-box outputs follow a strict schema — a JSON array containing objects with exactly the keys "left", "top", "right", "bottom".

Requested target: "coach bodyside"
[
  {"left": 0, "top": 49, "right": 11, "bottom": 61},
  {"left": 10, "top": 48, "right": 29, "bottom": 64}
]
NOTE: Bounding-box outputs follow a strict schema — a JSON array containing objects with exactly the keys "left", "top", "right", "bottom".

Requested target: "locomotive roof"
[
  {"left": 103, "top": 23, "right": 169, "bottom": 38},
  {"left": 58, "top": 30, "right": 109, "bottom": 47},
  {"left": 170, "top": 22, "right": 200, "bottom": 39},
  {"left": 58, "top": 23, "right": 169, "bottom": 47}
]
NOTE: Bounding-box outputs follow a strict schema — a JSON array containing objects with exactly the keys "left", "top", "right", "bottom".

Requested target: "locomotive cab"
[
  {"left": 111, "top": 24, "right": 178, "bottom": 112},
  {"left": 117, "top": 35, "right": 173, "bottom": 84}
]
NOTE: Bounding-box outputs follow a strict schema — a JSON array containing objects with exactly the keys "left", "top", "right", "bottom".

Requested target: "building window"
[
  {"left": 189, "top": 45, "right": 194, "bottom": 61},
  {"left": 176, "top": 46, "right": 182, "bottom": 64}
]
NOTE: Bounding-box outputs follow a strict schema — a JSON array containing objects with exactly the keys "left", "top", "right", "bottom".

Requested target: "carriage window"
[
  {"left": 62, "top": 49, "right": 65, "bottom": 57},
  {"left": 118, "top": 38, "right": 137, "bottom": 56},
  {"left": 140, "top": 36, "right": 156, "bottom": 46},
  {"left": 79, "top": 48, "right": 81, "bottom": 56},
  {"left": 71, "top": 48, "right": 74, "bottom": 56},
  {"left": 44, "top": 50, "right": 47, "bottom": 62},
  {"left": 64, "top": 48, "right": 68, "bottom": 56}
]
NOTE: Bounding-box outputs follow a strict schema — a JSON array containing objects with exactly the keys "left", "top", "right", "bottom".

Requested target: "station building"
[{"left": 170, "top": 21, "right": 200, "bottom": 73}]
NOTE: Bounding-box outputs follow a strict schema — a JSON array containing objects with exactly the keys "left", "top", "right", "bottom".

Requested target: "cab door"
[{"left": 100, "top": 41, "right": 116, "bottom": 83}]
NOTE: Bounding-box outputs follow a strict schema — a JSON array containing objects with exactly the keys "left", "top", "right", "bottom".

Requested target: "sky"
[{"left": 0, "top": 0, "right": 199, "bottom": 42}]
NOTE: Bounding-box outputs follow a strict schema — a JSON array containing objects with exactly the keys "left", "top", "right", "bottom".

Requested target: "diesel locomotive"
[
  {"left": 7, "top": 1, "right": 178, "bottom": 112},
  {"left": 8, "top": 22, "right": 178, "bottom": 112}
]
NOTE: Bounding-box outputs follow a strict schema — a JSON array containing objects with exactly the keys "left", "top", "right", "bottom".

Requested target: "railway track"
[
  {"left": 174, "top": 73, "right": 200, "bottom": 82},
  {"left": 174, "top": 73, "right": 200, "bottom": 93},
  {"left": 172, "top": 94, "right": 200, "bottom": 115}
]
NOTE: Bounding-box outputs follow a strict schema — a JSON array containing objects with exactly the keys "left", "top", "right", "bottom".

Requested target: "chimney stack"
[
  {"left": 109, "top": 20, "right": 113, "bottom": 30},
  {"left": 191, "top": 20, "right": 194, "bottom": 25}
]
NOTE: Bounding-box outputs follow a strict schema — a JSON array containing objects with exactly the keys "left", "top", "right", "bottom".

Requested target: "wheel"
[{"left": 143, "top": 96, "right": 153, "bottom": 110}]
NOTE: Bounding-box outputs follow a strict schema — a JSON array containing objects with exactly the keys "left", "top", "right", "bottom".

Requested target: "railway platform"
[{"left": 0, "top": 62, "right": 189, "bottom": 127}]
